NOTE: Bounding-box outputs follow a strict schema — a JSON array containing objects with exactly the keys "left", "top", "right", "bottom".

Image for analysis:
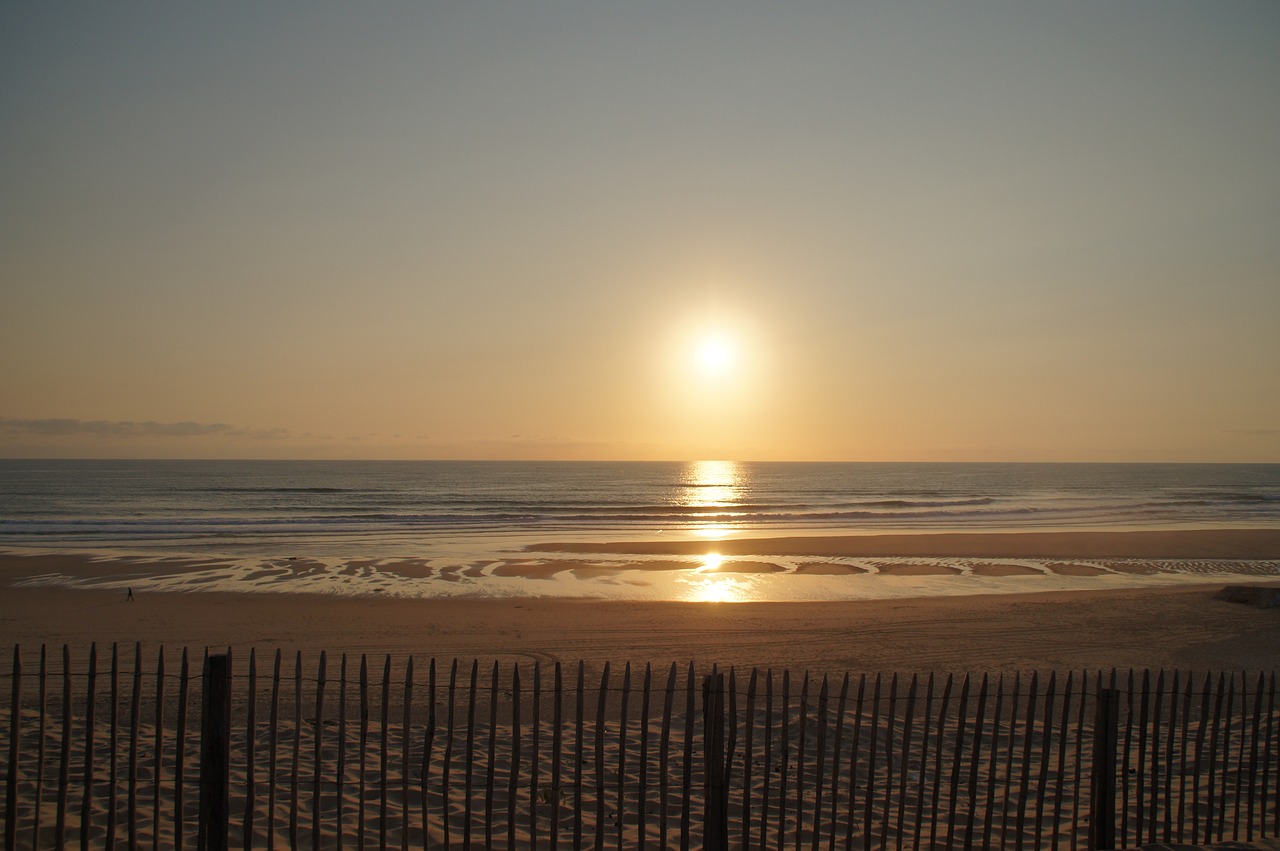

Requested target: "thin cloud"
[
  {"left": 477, "top": 434, "right": 590, "bottom": 448},
  {"left": 0, "top": 418, "right": 291, "bottom": 440}
]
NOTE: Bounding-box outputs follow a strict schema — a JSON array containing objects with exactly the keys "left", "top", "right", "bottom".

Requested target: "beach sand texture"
[
  {"left": 4, "top": 581, "right": 1280, "bottom": 677},
  {"left": 3, "top": 529, "right": 1280, "bottom": 847},
  {"left": 3, "top": 529, "right": 1280, "bottom": 608},
  {"left": 3, "top": 645, "right": 1278, "bottom": 850}
]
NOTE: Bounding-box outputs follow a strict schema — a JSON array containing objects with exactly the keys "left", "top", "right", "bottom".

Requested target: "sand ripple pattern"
[{"left": 8, "top": 550, "right": 1280, "bottom": 602}]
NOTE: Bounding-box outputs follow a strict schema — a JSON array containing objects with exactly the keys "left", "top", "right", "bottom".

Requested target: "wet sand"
[
  {"left": 1, "top": 528, "right": 1278, "bottom": 672},
  {"left": 3, "top": 576, "right": 1278, "bottom": 674},
  {"left": 528, "top": 527, "right": 1280, "bottom": 559}
]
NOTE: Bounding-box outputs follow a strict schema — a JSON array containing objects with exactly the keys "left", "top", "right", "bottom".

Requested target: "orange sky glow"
[{"left": 2, "top": 2, "right": 1278, "bottom": 462}]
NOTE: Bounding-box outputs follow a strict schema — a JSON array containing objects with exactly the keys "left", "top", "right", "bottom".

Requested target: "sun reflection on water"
[
  {"left": 687, "top": 576, "right": 744, "bottom": 603},
  {"left": 680, "top": 460, "right": 744, "bottom": 537},
  {"left": 672, "top": 463, "right": 754, "bottom": 600},
  {"left": 682, "top": 551, "right": 750, "bottom": 602},
  {"left": 680, "top": 460, "right": 741, "bottom": 506}
]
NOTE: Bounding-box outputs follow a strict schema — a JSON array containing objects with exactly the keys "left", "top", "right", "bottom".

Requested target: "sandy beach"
[
  {"left": 3, "top": 528, "right": 1279, "bottom": 673},
  {"left": 4, "top": 529, "right": 1280, "bottom": 850},
  {"left": 3, "top": 581, "right": 1280, "bottom": 675}
]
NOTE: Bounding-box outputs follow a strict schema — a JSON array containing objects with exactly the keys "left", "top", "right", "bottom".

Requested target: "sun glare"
[
  {"left": 696, "top": 337, "right": 734, "bottom": 377},
  {"left": 696, "top": 553, "right": 724, "bottom": 572},
  {"left": 689, "top": 576, "right": 742, "bottom": 603},
  {"left": 659, "top": 313, "right": 763, "bottom": 426}
]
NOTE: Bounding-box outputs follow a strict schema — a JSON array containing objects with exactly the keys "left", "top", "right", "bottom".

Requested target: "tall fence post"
[
  {"left": 703, "top": 673, "right": 728, "bottom": 851},
  {"left": 5, "top": 645, "right": 20, "bottom": 851},
  {"left": 10, "top": 654, "right": 1280, "bottom": 849},
  {"left": 198, "top": 653, "right": 231, "bottom": 851},
  {"left": 1090, "top": 687, "right": 1120, "bottom": 850}
]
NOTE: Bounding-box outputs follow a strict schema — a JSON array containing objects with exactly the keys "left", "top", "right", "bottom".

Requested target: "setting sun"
[
  {"left": 696, "top": 337, "right": 734, "bottom": 377},
  {"left": 652, "top": 311, "right": 773, "bottom": 456}
]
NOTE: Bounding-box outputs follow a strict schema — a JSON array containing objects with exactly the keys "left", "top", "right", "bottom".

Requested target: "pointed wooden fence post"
[
  {"left": 198, "top": 653, "right": 232, "bottom": 851},
  {"left": 702, "top": 672, "right": 728, "bottom": 851},
  {"left": 1089, "top": 687, "right": 1120, "bottom": 851}
]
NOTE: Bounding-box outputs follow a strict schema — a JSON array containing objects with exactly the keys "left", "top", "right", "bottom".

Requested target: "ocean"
[{"left": 2, "top": 459, "right": 1277, "bottom": 560}]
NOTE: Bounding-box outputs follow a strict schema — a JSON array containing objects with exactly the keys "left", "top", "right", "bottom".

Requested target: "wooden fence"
[{"left": 2, "top": 644, "right": 1277, "bottom": 849}]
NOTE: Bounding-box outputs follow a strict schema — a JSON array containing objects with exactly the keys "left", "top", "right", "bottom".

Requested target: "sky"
[{"left": 2, "top": 1, "right": 1278, "bottom": 462}]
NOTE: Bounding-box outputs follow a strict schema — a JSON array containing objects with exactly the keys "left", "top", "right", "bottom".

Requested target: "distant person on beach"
[{"left": 127, "top": 587, "right": 134, "bottom": 602}]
